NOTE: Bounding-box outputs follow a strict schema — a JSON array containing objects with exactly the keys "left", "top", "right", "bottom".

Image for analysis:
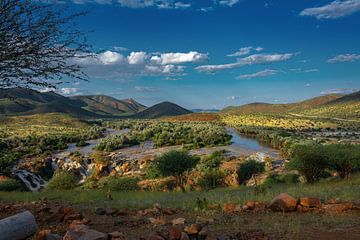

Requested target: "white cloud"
[
  {"left": 174, "top": 2, "right": 191, "bottom": 8},
  {"left": 134, "top": 86, "right": 160, "bottom": 92},
  {"left": 227, "top": 46, "right": 263, "bottom": 57},
  {"left": 60, "top": 88, "right": 79, "bottom": 95},
  {"left": 300, "top": 0, "right": 360, "bottom": 19},
  {"left": 327, "top": 54, "right": 360, "bottom": 63},
  {"left": 290, "top": 68, "right": 319, "bottom": 73},
  {"left": 39, "top": 87, "right": 56, "bottom": 93},
  {"left": 236, "top": 69, "right": 279, "bottom": 80},
  {"left": 116, "top": 0, "right": 191, "bottom": 9},
  {"left": 127, "top": 51, "right": 149, "bottom": 64},
  {"left": 227, "top": 95, "right": 240, "bottom": 100},
  {"left": 73, "top": 50, "right": 205, "bottom": 80},
  {"left": 219, "top": 0, "right": 239, "bottom": 7},
  {"left": 99, "top": 51, "right": 124, "bottom": 64},
  {"left": 320, "top": 88, "right": 358, "bottom": 95},
  {"left": 196, "top": 53, "right": 295, "bottom": 73},
  {"left": 151, "top": 51, "right": 208, "bottom": 65},
  {"left": 305, "top": 83, "right": 311, "bottom": 87}
]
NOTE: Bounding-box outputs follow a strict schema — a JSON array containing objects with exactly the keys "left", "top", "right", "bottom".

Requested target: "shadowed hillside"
[{"left": 133, "top": 101, "right": 192, "bottom": 119}]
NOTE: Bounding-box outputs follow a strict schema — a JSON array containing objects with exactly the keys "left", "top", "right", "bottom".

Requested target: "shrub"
[
  {"left": 149, "top": 150, "right": 199, "bottom": 191},
  {"left": 76, "top": 140, "right": 89, "bottom": 147},
  {"left": 197, "top": 151, "right": 225, "bottom": 172},
  {"left": 46, "top": 171, "right": 78, "bottom": 190},
  {"left": 237, "top": 160, "right": 265, "bottom": 184},
  {"left": 0, "top": 179, "right": 22, "bottom": 191},
  {"left": 198, "top": 169, "right": 225, "bottom": 190},
  {"left": 287, "top": 144, "right": 328, "bottom": 183},
  {"left": 279, "top": 173, "right": 300, "bottom": 184},
  {"left": 324, "top": 144, "right": 360, "bottom": 179},
  {"left": 262, "top": 173, "right": 300, "bottom": 187},
  {"left": 98, "top": 176, "right": 139, "bottom": 191}
]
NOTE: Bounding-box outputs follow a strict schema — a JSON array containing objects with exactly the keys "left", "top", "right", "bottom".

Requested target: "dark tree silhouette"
[{"left": 0, "top": 0, "right": 91, "bottom": 89}]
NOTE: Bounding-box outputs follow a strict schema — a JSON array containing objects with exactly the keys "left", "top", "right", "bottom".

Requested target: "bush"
[
  {"left": 237, "top": 160, "right": 265, "bottom": 184},
  {"left": 198, "top": 169, "right": 225, "bottom": 190},
  {"left": 324, "top": 144, "right": 360, "bottom": 179},
  {"left": 0, "top": 179, "right": 22, "bottom": 191},
  {"left": 262, "top": 173, "right": 300, "bottom": 187},
  {"left": 196, "top": 151, "right": 225, "bottom": 172},
  {"left": 98, "top": 176, "right": 139, "bottom": 191},
  {"left": 279, "top": 173, "right": 300, "bottom": 184},
  {"left": 46, "top": 171, "right": 78, "bottom": 190},
  {"left": 149, "top": 150, "right": 199, "bottom": 191},
  {"left": 287, "top": 144, "right": 328, "bottom": 183}
]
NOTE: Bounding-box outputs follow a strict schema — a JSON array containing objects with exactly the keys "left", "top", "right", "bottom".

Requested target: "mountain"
[
  {"left": 0, "top": 88, "right": 145, "bottom": 118},
  {"left": 133, "top": 101, "right": 192, "bottom": 119},
  {"left": 221, "top": 94, "right": 343, "bottom": 115},
  {"left": 71, "top": 95, "right": 146, "bottom": 116}
]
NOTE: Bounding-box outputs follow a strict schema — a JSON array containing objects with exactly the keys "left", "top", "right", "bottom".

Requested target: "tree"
[
  {"left": 287, "top": 144, "right": 328, "bottom": 183},
  {"left": 149, "top": 150, "right": 199, "bottom": 191},
  {"left": 325, "top": 144, "right": 360, "bottom": 179},
  {"left": 0, "top": 0, "right": 90, "bottom": 89}
]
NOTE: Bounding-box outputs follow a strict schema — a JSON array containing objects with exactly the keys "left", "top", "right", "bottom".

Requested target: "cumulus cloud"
[
  {"left": 300, "top": 0, "right": 360, "bottom": 19},
  {"left": 73, "top": 50, "right": 205, "bottom": 80},
  {"left": 327, "top": 54, "right": 360, "bottom": 63},
  {"left": 127, "top": 52, "right": 149, "bottom": 64},
  {"left": 196, "top": 53, "right": 295, "bottom": 73},
  {"left": 227, "top": 46, "right": 264, "bottom": 57},
  {"left": 60, "top": 88, "right": 79, "bottom": 95},
  {"left": 116, "top": 0, "right": 192, "bottom": 9},
  {"left": 236, "top": 69, "right": 279, "bottom": 80},
  {"left": 150, "top": 51, "right": 208, "bottom": 65}
]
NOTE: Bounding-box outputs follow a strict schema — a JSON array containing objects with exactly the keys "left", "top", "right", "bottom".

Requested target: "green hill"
[
  {"left": 133, "top": 101, "right": 192, "bottom": 119},
  {"left": 221, "top": 94, "right": 343, "bottom": 115}
]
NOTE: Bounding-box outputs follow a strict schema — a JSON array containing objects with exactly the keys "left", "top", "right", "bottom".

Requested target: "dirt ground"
[{"left": 1, "top": 200, "right": 359, "bottom": 240}]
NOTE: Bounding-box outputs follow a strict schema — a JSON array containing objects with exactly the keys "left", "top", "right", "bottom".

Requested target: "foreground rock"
[
  {"left": 269, "top": 193, "right": 297, "bottom": 212},
  {"left": 0, "top": 211, "right": 38, "bottom": 240}
]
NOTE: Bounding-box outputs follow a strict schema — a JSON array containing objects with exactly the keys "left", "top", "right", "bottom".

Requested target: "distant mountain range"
[
  {"left": 0, "top": 88, "right": 193, "bottom": 119},
  {"left": 221, "top": 91, "right": 360, "bottom": 119}
]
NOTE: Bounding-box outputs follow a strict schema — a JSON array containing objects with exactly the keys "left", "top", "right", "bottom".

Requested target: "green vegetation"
[
  {"left": 97, "top": 176, "right": 140, "bottom": 191},
  {"left": 97, "top": 120, "right": 231, "bottom": 150},
  {"left": 198, "top": 169, "right": 225, "bottom": 190},
  {"left": 237, "top": 160, "right": 265, "bottom": 184},
  {"left": 148, "top": 150, "right": 199, "bottom": 191},
  {"left": 1, "top": 174, "right": 359, "bottom": 209},
  {"left": 0, "top": 114, "right": 104, "bottom": 175},
  {"left": 46, "top": 171, "right": 78, "bottom": 190},
  {"left": 0, "top": 179, "right": 22, "bottom": 191}
]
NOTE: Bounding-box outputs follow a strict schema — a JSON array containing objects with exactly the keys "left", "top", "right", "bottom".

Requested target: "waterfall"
[{"left": 14, "top": 169, "right": 47, "bottom": 192}]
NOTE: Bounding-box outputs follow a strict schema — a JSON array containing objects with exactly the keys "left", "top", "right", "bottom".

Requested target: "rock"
[
  {"left": 322, "top": 203, "right": 353, "bottom": 214},
  {"left": 169, "top": 226, "right": 182, "bottom": 240},
  {"left": 328, "top": 198, "right": 340, "bottom": 204},
  {"left": 94, "top": 207, "right": 107, "bottom": 215},
  {"left": 109, "top": 231, "right": 127, "bottom": 240},
  {"left": 148, "top": 217, "right": 166, "bottom": 225},
  {"left": 153, "top": 203, "right": 162, "bottom": 210},
  {"left": 300, "top": 197, "right": 321, "bottom": 208},
  {"left": 246, "top": 201, "right": 256, "bottom": 210},
  {"left": 198, "top": 227, "right": 208, "bottom": 240},
  {"left": 269, "top": 193, "right": 297, "bottom": 212},
  {"left": 184, "top": 224, "right": 202, "bottom": 235},
  {"left": 223, "top": 203, "right": 239, "bottom": 214},
  {"left": 172, "top": 218, "right": 186, "bottom": 225},
  {"left": 195, "top": 216, "right": 214, "bottom": 225},
  {"left": 34, "top": 229, "right": 51, "bottom": 240}
]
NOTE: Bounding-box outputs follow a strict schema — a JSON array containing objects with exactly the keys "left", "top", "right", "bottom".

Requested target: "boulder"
[
  {"left": 269, "top": 193, "right": 297, "bottom": 212},
  {"left": 223, "top": 203, "right": 240, "bottom": 214},
  {"left": 300, "top": 197, "right": 321, "bottom": 208},
  {"left": 168, "top": 226, "right": 182, "bottom": 240},
  {"left": 171, "top": 218, "right": 186, "bottom": 225},
  {"left": 146, "top": 233, "right": 166, "bottom": 240},
  {"left": 184, "top": 224, "right": 202, "bottom": 235},
  {"left": 109, "top": 231, "right": 127, "bottom": 240}
]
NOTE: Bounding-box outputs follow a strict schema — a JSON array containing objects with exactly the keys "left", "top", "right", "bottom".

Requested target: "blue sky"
[{"left": 54, "top": 0, "right": 360, "bottom": 109}]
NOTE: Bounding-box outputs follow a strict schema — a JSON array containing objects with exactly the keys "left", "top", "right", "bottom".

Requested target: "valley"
[{"left": 0, "top": 88, "right": 360, "bottom": 239}]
